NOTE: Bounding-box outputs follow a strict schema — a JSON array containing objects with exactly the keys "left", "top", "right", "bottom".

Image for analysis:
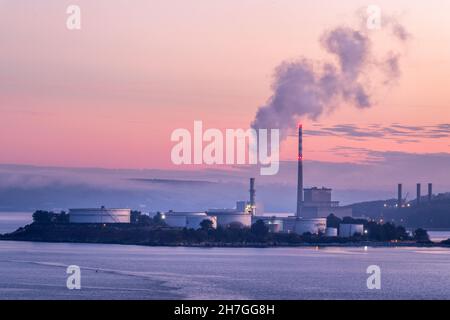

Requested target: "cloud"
[{"left": 303, "top": 123, "right": 450, "bottom": 142}]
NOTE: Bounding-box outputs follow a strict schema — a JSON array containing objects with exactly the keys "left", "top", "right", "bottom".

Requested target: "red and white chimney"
[{"left": 296, "top": 124, "right": 303, "bottom": 217}]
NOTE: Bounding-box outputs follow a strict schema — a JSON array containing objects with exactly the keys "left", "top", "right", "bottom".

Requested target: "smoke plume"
[{"left": 252, "top": 17, "right": 410, "bottom": 140}]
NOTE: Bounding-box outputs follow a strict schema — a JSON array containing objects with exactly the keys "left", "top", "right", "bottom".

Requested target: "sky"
[{"left": 0, "top": 0, "right": 449, "bottom": 210}]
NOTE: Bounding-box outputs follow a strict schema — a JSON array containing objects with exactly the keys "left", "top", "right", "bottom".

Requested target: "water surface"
[{"left": 1, "top": 212, "right": 450, "bottom": 300}]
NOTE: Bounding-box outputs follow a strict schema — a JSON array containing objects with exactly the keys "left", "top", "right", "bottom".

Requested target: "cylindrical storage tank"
[
  {"left": 294, "top": 218, "right": 326, "bottom": 235},
  {"left": 251, "top": 216, "right": 284, "bottom": 233},
  {"left": 69, "top": 208, "right": 131, "bottom": 224},
  {"left": 325, "top": 227, "right": 338, "bottom": 237},
  {"left": 207, "top": 209, "right": 253, "bottom": 227},
  {"left": 164, "top": 213, "right": 187, "bottom": 228},
  {"left": 339, "top": 224, "right": 364, "bottom": 237},
  {"left": 266, "top": 222, "right": 282, "bottom": 233},
  {"left": 210, "top": 212, "right": 252, "bottom": 228},
  {"left": 186, "top": 215, "right": 217, "bottom": 230},
  {"left": 164, "top": 212, "right": 216, "bottom": 229},
  {"left": 281, "top": 218, "right": 296, "bottom": 233}
]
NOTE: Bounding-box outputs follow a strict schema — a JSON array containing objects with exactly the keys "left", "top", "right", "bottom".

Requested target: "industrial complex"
[
  {"left": 67, "top": 125, "right": 364, "bottom": 237},
  {"left": 396, "top": 182, "right": 434, "bottom": 208},
  {"left": 160, "top": 125, "right": 352, "bottom": 234}
]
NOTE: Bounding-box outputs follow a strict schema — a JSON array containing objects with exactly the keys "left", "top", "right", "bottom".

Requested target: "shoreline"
[
  {"left": 1, "top": 237, "right": 447, "bottom": 249},
  {"left": 2, "top": 218, "right": 448, "bottom": 249}
]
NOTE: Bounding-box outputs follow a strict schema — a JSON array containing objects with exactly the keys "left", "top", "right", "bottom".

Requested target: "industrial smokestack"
[
  {"left": 398, "top": 183, "right": 402, "bottom": 208},
  {"left": 296, "top": 124, "right": 303, "bottom": 217},
  {"left": 428, "top": 183, "right": 432, "bottom": 202},
  {"left": 249, "top": 178, "right": 256, "bottom": 215},
  {"left": 417, "top": 183, "right": 421, "bottom": 205}
]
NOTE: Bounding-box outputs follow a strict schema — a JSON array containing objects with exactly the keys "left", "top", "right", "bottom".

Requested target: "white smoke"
[{"left": 252, "top": 18, "right": 410, "bottom": 140}]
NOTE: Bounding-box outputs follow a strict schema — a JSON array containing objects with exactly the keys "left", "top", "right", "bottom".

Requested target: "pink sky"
[{"left": 0, "top": 0, "right": 449, "bottom": 170}]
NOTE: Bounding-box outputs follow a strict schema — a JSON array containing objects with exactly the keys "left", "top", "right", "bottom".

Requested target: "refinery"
[{"left": 67, "top": 125, "right": 367, "bottom": 238}]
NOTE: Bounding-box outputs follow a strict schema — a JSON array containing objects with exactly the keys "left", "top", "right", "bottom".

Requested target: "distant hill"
[{"left": 347, "top": 193, "right": 450, "bottom": 229}]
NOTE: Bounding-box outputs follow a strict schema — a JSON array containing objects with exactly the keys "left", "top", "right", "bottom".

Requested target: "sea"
[{"left": 0, "top": 212, "right": 450, "bottom": 300}]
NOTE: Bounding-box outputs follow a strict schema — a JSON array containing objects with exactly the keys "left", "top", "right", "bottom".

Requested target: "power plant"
[
  {"left": 67, "top": 124, "right": 354, "bottom": 236},
  {"left": 293, "top": 125, "right": 351, "bottom": 219},
  {"left": 156, "top": 124, "right": 347, "bottom": 234},
  {"left": 251, "top": 124, "right": 351, "bottom": 235},
  {"left": 396, "top": 182, "right": 434, "bottom": 207}
]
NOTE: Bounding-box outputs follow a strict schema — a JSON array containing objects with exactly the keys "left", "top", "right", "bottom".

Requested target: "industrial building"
[
  {"left": 69, "top": 207, "right": 131, "bottom": 224},
  {"left": 397, "top": 182, "right": 434, "bottom": 208},
  {"left": 250, "top": 124, "right": 350, "bottom": 235},
  {"left": 289, "top": 124, "right": 349, "bottom": 233},
  {"left": 163, "top": 211, "right": 217, "bottom": 230},
  {"left": 301, "top": 187, "right": 352, "bottom": 218}
]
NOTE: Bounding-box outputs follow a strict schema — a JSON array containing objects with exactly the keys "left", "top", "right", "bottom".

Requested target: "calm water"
[
  {"left": 0, "top": 212, "right": 33, "bottom": 235},
  {"left": 1, "top": 212, "right": 450, "bottom": 300}
]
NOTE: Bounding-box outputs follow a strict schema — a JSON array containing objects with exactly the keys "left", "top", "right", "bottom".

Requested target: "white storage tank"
[
  {"left": 69, "top": 207, "right": 131, "bottom": 224},
  {"left": 163, "top": 212, "right": 188, "bottom": 228},
  {"left": 164, "top": 212, "right": 217, "bottom": 230},
  {"left": 294, "top": 218, "right": 326, "bottom": 235},
  {"left": 252, "top": 216, "right": 284, "bottom": 233},
  {"left": 266, "top": 221, "right": 282, "bottom": 233},
  {"left": 325, "top": 227, "right": 338, "bottom": 237},
  {"left": 339, "top": 224, "right": 364, "bottom": 237},
  {"left": 207, "top": 209, "right": 252, "bottom": 228}
]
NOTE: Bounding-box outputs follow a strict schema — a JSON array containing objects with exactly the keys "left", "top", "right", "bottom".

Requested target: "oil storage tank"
[
  {"left": 339, "top": 224, "right": 364, "bottom": 237},
  {"left": 164, "top": 212, "right": 217, "bottom": 229},
  {"left": 293, "top": 218, "right": 326, "bottom": 235},
  {"left": 69, "top": 207, "right": 131, "bottom": 224},
  {"left": 325, "top": 227, "right": 338, "bottom": 237},
  {"left": 207, "top": 209, "right": 252, "bottom": 228}
]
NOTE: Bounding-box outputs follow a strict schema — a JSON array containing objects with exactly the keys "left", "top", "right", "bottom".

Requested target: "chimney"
[
  {"left": 296, "top": 124, "right": 303, "bottom": 217},
  {"left": 417, "top": 183, "right": 421, "bottom": 205},
  {"left": 428, "top": 183, "right": 432, "bottom": 202},
  {"left": 249, "top": 178, "right": 256, "bottom": 215},
  {"left": 398, "top": 184, "right": 402, "bottom": 208}
]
